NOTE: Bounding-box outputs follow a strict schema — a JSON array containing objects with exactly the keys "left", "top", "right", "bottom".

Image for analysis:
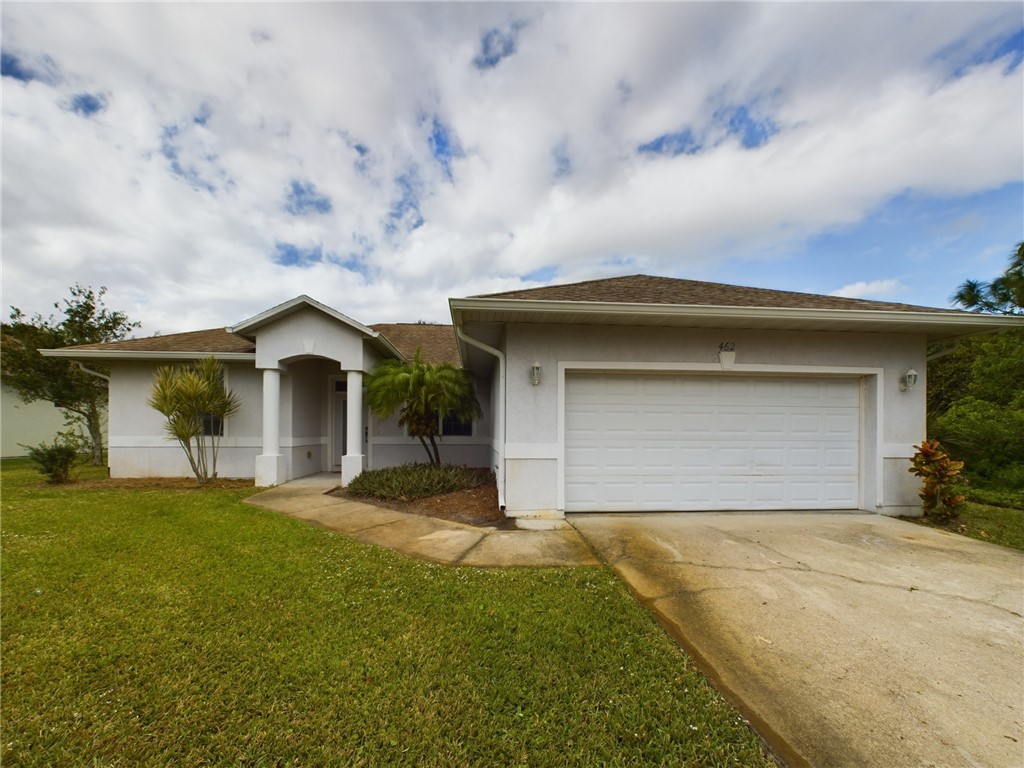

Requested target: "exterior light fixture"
[
  {"left": 530, "top": 362, "right": 542, "bottom": 386},
  {"left": 900, "top": 368, "right": 919, "bottom": 392}
]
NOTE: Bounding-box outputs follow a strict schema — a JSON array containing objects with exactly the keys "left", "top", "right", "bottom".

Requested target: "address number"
[{"left": 718, "top": 342, "right": 736, "bottom": 352}]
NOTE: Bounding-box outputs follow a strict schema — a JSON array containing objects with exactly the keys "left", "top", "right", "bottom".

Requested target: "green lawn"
[
  {"left": 1, "top": 460, "right": 774, "bottom": 767},
  {"left": 911, "top": 499, "right": 1024, "bottom": 551}
]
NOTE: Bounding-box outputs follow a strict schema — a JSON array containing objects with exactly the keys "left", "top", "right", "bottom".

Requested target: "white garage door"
[{"left": 564, "top": 374, "right": 861, "bottom": 512}]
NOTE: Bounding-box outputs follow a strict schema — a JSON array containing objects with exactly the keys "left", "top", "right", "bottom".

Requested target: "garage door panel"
[
  {"left": 753, "top": 482, "right": 785, "bottom": 503},
  {"left": 565, "top": 373, "right": 861, "bottom": 512},
  {"left": 825, "top": 413, "right": 859, "bottom": 436},
  {"left": 753, "top": 413, "right": 787, "bottom": 434},
  {"left": 752, "top": 447, "right": 785, "bottom": 467},
  {"left": 715, "top": 447, "right": 750, "bottom": 469},
  {"left": 718, "top": 412, "right": 751, "bottom": 434}
]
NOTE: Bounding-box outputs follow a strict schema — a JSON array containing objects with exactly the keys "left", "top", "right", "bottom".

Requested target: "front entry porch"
[{"left": 254, "top": 357, "right": 366, "bottom": 487}]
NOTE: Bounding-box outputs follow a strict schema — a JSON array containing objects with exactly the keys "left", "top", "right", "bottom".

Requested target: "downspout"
[
  {"left": 76, "top": 362, "right": 111, "bottom": 381},
  {"left": 455, "top": 328, "right": 506, "bottom": 512}
]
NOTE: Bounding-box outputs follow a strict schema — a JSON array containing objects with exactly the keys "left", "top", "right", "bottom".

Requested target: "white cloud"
[
  {"left": 1, "top": 3, "right": 1021, "bottom": 333},
  {"left": 830, "top": 279, "right": 906, "bottom": 300}
]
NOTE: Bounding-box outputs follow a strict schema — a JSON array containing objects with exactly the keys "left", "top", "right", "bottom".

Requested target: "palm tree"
[
  {"left": 149, "top": 357, "right": 241, "bottom": 483},
  {"left": 365, "top": 351, "right": 481, "bottom": 466},
  {"left": 953, "top": 243, "right": 1023, "bottom": 315}
]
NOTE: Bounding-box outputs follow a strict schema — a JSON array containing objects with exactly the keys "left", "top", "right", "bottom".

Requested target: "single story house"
[{"left": 43, "top": 275, "right": 1022, "bottom": 523}]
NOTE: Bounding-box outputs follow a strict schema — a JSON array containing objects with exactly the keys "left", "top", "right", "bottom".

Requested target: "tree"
[
  {"left": 953, "top": 242, "right": 1023, "bottom": 314},
  {"left": 1, "top": 285, "right": 139, "bottom": 464},
  {"left": 148, "top": 357, "right": 241, "bottom": 484},
  {"left": 926, "top": 327, "right": 1024, "bottom": 486},
  {"left": 364, "top": 351, "right": 481, "bottom": 466}
]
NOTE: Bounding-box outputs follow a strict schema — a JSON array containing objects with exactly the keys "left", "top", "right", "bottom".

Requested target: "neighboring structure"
[
  {"left": 1, "top": 383, "right": 71, "bottom": 457},
  {"left": 44, "top": 275, "right": 1023, "bottom": 523}
]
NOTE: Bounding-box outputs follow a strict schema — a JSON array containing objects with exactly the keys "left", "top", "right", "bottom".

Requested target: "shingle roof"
[
  {"left": 53, "top": 323, "right": 462, "bottom": 365},
  {"left": 473, "top": 274, "right": 956, "bottom": 313},
  {"left": 371, "top": 323, "right": 460, "bottom": 365},
  {"left": 61, "top": 328, "right": 256, "bottom": 354}
]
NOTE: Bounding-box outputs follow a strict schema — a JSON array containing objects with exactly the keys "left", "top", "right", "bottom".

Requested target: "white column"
[
  {"left": 254, "top": 367, "right": 286, "bottom": 486},
  {"left": 341, "top": 369, "right": 364, "bottom": 486}
]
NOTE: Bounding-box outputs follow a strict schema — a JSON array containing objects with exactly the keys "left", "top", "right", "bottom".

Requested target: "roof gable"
[{"left": 229, "top": 295, "right": 377, "bottom": 338}]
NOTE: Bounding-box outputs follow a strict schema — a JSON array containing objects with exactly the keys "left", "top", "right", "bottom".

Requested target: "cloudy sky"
[{"left": 2, "top": 2, "right": 1022, "bottom": 335}]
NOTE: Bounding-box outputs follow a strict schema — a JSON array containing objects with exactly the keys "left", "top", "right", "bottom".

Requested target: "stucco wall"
[
  {"left": 106, "top": 352, "right": 493, "bottom": 480},
  {"left": 1, "top": 384, "right": 74, "bottom": 457},
  {"left": 368, "top": 378, "right": 493, "bottom": 469},
  {"left": 501, "top": 324, "right": 927, "bottom": 517},
  {"left": 255, "top": 308, "right": 368, "bottom": 371},
  {"left": 108, "top": 361, "right": 263, "bottom": 478}
]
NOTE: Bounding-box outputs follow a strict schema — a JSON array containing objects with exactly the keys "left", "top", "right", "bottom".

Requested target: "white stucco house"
[{"left": 43, "top": 275, "right": 1022, "bottom": 522}]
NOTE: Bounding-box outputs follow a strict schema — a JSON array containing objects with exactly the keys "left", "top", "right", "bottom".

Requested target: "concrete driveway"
[{"left": 571, "top": 512, "right": 1024, "bottom": 768}]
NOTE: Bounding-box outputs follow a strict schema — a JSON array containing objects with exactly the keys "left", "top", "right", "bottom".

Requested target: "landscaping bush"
[
  {"left": 22, "top": 434, "right": 84, "bottom": 483},
  {"left": 909, "top": 440, "right": 967, "bottom": 523},
  {"left": 347, "top": 463, "right": 491, "bottom": 501}
]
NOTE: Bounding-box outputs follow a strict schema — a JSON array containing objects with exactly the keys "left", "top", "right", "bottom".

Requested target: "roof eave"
[
  {"left": 449, "top": 297, "right": 1024, "bottom": 341},
  {"left": 40, "top": 349, "right": 257, "bottom": 362}
]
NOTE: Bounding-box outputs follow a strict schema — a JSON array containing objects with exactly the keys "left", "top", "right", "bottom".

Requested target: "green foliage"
[
  {"left": 148, "top": 357, "right": 241, "bottom": 483},
  {"left": 931, "top": 396, "right": 1024, "bottom": 481},
  {"left": 909, "top": 440, "right": 967, "bottom": 522},
  {"left": 0, "top": 460, "right": 773, "bottom": 767},
  {"left": 1, "top": 285, "right": 138, "bottom": 465},
  {"left": 365, "top": 350, "right": 481, "bottom": 466},
  {"left": 347, "top": 462, "right": 491, "bottom": 501},
  {"left": 927, "top": 328, "right": 1024, "bottom": 486},
  {"left": 953, "top": 242, "right": 1023, "bottom": 315},
  {"left": 21, "top": 432, "right": 86, "bottom": 483}
]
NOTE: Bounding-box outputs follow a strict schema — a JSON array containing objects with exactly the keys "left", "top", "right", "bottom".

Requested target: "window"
[
  {"left": 441, "top": 412, "right": 472, "bottom": 437},
  {"left": 202, "top": 413, "right": 224, "bottom": 437}
]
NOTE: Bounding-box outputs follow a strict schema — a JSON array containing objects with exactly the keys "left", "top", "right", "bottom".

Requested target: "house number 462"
[{"left": 718, "top": 342, "right": 736, "bottom": 352}]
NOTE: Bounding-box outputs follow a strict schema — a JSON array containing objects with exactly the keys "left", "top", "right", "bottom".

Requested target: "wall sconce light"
[
  {"left": 900, "top": 368, "right": 919, "bottom": 392},
  {"left": 530, "top": 362, "right": 542, "bottom": 386}
]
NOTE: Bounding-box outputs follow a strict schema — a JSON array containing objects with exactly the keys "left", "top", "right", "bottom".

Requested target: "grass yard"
[
  {"left": 910, "top": 500, "right": 1024, "bottom": 551},
  {"left": 1, "top": 459, "right": 774, "bottom": 767}
]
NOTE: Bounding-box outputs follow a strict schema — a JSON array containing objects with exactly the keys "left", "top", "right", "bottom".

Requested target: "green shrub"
[
  {"left": 347, "top": 463, "right": 491, "bottom": 501},
  {"left": 21, "top": 435, "right": 84, "bottom": 483},
  {"left": 909, "top": 439, "right": 967, "bottom": 523}
]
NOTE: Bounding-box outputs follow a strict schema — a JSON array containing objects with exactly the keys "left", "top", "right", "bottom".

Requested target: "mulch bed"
[{"left": 331, "top": 479, "right": 505, "bottom": 528}]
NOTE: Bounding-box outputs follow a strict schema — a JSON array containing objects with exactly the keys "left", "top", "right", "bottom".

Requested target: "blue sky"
[{"left": 1, "top": 3, "right": 1021, "bottom": 333}]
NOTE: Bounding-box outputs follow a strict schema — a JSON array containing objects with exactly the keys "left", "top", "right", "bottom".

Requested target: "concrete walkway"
[{"left": 244, "top": 474, "right": 599, "bottom": 568}]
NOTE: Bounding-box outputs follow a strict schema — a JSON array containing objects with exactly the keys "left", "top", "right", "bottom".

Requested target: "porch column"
[
  {"left": 255, "top": 367, "right": 286, "bottom": 486},
  {"left": 341, "top": 369, "right": 364, "bottom": 485}
]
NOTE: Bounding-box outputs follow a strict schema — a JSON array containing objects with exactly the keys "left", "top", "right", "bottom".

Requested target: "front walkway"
[{"left": 245, "top": 474, "right": 599, "bottom": 568}]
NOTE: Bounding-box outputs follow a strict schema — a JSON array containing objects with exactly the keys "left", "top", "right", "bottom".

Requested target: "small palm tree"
[
  {"left": 149, "top": 357, "right": 241, "bottom": 483},
  {"left": 365, "top": 351, "right": 480, "bottom": 466}
]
